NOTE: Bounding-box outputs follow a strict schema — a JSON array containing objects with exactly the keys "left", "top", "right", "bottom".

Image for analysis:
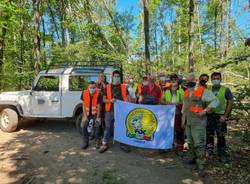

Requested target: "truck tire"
[
  {"left": 0, "top": 108, "right": 18, "bottom": 132},
  {"left": 75, "top": 113, "right": 83, "bottom": 136}
]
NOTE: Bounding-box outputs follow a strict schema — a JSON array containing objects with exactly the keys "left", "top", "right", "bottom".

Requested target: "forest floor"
[{"left": 0, "top": 119, "right": 248, "bottom": 184}]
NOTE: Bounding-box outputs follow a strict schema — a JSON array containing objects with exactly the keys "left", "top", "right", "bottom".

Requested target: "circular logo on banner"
[{"left": 125, "top": 108, "right": 157, "bottom": 141}]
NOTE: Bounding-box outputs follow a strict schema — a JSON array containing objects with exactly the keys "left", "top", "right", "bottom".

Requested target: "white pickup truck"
[{"left": 0, "top": 64, "right": 121, "bottom": 133}]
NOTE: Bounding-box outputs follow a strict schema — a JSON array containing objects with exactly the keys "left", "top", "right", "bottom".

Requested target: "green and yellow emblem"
[{"left": 126, "top": 108, "right": 158, "bottom": 141}]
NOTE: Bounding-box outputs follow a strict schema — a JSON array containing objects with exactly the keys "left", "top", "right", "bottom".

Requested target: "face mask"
[
  {"left": 160, "top": 77, "right": 166, "bottom": 82},
  {"left": 89, "top": 88, "right": 96, "bottom": 94},
  {"left": 187, "top": 81, "right": 196, "bottom": 88},
  {"left": 113, "top": 77, "right": 120, "bottom": 85},
  {"left": 212, "top": 79, "right": 221, "bottom": 86},
  {"left": 129, "top": 79, "right": 134, "bottom": 84},
  {"left": 199, "top": 80, "right": 207, "bottom": 86},
  {"left": 143, "top": 81, "right": 148, "bottom": 86}
]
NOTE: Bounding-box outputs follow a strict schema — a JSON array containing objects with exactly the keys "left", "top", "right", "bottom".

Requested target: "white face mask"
[
  {"left": 160, "top": 77, "right": 166, "bottom": 81},
  {"left": 89, "top": 88, "right": 96, "bottom": 94},
  {"left": 143, "top": 81, "right": 149, "bottom": 86},
  {"left": 129, "top": 79, "right": 134, "bottom": 84},
  {"left": 113, "top": 77, "right": 120, "bottom": 85}
]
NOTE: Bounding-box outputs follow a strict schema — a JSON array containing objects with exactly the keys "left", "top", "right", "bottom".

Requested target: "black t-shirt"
[{"left": 103, "top": 84, "right": 129, "bottom": 112}]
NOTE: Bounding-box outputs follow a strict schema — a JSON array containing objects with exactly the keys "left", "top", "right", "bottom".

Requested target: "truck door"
[{"left": 30, "top": 75, "right": 61, "bottom": 117}]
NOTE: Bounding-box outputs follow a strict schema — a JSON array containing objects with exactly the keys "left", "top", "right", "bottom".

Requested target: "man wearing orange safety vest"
[
  {"left": 81, "top": 81, "right": 103, "bottom": 150},
  {"left": 99, "top": 70, "right": 130, "bottom": 153},
  {"left": 182, "top": 73, "right": 219, "bottom": 177}
]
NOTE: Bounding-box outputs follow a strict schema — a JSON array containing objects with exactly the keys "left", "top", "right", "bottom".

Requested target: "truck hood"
[{"left": 0, "top": 91, "right": 30, "bottom": 101}]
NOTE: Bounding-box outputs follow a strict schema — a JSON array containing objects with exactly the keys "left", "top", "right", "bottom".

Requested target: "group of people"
[{"left": 80, "top": 70, "right": 233, "bottom": 177}]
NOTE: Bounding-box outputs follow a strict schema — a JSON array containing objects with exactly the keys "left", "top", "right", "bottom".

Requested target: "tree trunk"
[
  {"left": 102, "top": 0, "right": 127, "bottom": 51},
  {"left": 188, "top": 0, "right": 196, "bottom": 72},
  {"left": 60, "top": 0, "right": 65, "bottom": 47},
  {"left": 214, "top": 3, "right": 218, "bottom": 53},
  {"left": 227, "top": 0, "right": 232, "bottom": 50},
  {"left": 0, "top": 3, "right": 8, "bottom": 89},
  {"left": 19, "top": 0, "right": 25, "bottom": 90},
  {"left": 197, "top": 2, "right": 204, "bottom": 63},
  {"left": 42, "top": 14, "right": 46, "bottom": 66},
  {"left": 143, "top": 0, "right": 150, "bottom": 74},
  {"left": 33, "top": 0, "right": 41, "bottom": 75},
  {"left": 48, "top": 2, "right": 60, "bottom": 41}
]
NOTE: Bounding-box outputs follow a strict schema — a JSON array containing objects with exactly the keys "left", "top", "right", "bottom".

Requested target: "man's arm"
[
  {"left": 82, "top": 106, "right": 88, "bottom": 122},
  {"left": 220, "top": 88, "right": 233, "bottom": 121},
  {"left": 197, "top": 89, "right": 219, "bottom": 117},
  {"left": 96, "top": 95, "right": 102, "bottom": 119},
  {"left": 224, "top": 100, "right": 233, "bottom": 118},
  {"left": 126, "top": 88, "right": 132, "bottom": 102},
  {"left": 138, "top": 86, "right": 145, "bottom": 104}
]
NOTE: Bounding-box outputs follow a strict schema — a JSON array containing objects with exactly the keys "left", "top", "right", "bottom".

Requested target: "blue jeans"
[{"left": 103, "top": 112, "right": 114, "bottom": 144}]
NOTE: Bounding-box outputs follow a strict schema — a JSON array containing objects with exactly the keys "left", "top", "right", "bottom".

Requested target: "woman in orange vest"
[
  {"left": 99, "top": 70, "right": 130, "bottom": 153},
  {"left": 81, "top": 81, "right": 103, "bottom": 150}
]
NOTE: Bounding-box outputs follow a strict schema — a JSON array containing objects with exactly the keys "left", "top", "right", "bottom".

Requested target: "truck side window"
[
  {"left": 69, "top": 75, "right": 98, "bottom": 91},
  {"left": 34, "top": 76, "right": 59, "bottom": 91}
]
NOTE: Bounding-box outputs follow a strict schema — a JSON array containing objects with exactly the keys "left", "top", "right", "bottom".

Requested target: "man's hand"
[
  {"left": 96, "top": 118, "right": 101, "bottom": 124},
  {"left": 111, "top": 98, "right": 116, "bottom": 103},
  {"left": 196, "top": 111, "right": 206, "bottom": 117},
  {"left": 219, "top": 115, "right": 226, "bottom": 123},
  {"left": 81, "top": 116, "right": 88, "bottom": 127},
  {"left": 138, "top": 96, "right": 143, "bottom": 104}
]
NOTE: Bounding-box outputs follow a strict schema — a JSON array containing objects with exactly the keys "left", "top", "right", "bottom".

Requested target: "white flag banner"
[{"left": 114, "top": 100, "right": 175, "bottom": 149}]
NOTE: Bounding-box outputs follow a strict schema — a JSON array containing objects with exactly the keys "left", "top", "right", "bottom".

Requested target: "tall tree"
[
  {"left": 142, "top": 0, "right": 150, "bottom": 74},
  {"left": 0, "top": 1, "right": 10, "bottom": 88},
  {"left": 59, "top": 0, "right": 65, "bottom": 47},
  {"left": 33, "top": 0, "right": 41, "bottom": 75},
  {"left": 188, "top": 0, "right": 196, "bottom": 72}
]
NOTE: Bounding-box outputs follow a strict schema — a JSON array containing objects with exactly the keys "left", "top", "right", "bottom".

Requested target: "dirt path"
[{"left": 0, "top": 120, "right": 215, "bottom": 184}]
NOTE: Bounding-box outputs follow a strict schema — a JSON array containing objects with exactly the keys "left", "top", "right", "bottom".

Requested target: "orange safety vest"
[
  {"left": 165, "top": 82, "right": 171, "bottom": 89},
  {"left": 105, "top": 84, "right": 127, "bottom": 112},
  {"left": 137, "top": 83, "right": 142, "bottom": 95},
  {"left": 184, "top": 86, "right": 205, "bottom": 113},
  {"left": 82, "top": 89, "right": 100, "bottom": 116}
]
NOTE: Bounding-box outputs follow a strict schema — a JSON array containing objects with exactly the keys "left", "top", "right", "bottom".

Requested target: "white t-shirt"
[{"left": 128, "top": 86, "right": 136, "bottom": 98}]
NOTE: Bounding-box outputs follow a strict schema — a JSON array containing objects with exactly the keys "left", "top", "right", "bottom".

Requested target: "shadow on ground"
[{"left": 0, "top": 120, "right": 216, "bottom": 184}]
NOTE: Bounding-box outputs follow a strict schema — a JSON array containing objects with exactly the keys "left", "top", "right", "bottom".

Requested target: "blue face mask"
[
  {"left": 113, "top": 77, "right": 120, "bottom": 85},
  {"left": 212, "top": 80, "right": 221, "bottom": 86},
  {"left": 89, "top": 88, "right": 96, "bottom": 94}
]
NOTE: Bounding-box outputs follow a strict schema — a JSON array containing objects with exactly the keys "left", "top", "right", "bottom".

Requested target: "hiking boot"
[
  {"left": 120, "top": 145, "right": 131, "bottom": 153},
  {"left": 99, "top": 144, "right": 109, "bottom": 153},
  {"left": 89, "top": 135, "right": 95, "bottom": 141},
  {"left": 198, "top": 169, "right": 206, "bottom": 177},
  {"left": 219, "top": 155, "right": 228, "bottom": 163},
  {"left": 184, "top": 159, "right": 196, "bottom": 165},
  {"left": 95, "top": 140, "right": 101, "bottom": 149},
  {"left": 81, "top": 141, "right": 89, "bottom": 149}
]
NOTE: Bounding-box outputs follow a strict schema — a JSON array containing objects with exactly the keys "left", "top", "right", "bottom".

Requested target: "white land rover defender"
[{"left": 0, "top": 64, "right": 122, "bottom": 133}]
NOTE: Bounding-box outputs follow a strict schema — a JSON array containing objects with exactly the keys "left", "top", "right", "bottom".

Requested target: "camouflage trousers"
[
  {"left": 207, "top": 113, "right": 227, "bottom": 156},
  {"left": 186, "top": 124, "right": 206, "bottom": 170}
]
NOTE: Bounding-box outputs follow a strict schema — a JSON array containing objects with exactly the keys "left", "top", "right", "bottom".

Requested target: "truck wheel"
[
  {"left": 0, "top": 108, "right": 18, "bottom": 132},
  {"left": 75, "top": 113, "right": 83, "bottom": 136}
]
